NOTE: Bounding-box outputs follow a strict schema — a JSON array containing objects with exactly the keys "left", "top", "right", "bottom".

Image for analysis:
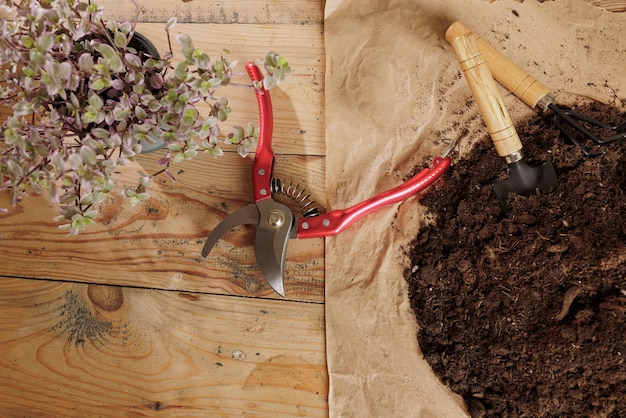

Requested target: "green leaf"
[
  {"left": 29, "top": 50, "right": 45, "bottom": 67},
  {"left": 91, "top": 128, "right": 109, "bottom": 139},
  {"left": 101, "top": 180, "right": 115, "bottom": 194},
  {"left": 22, "top": 36, "right": 34, "bottom": 49},
  {"left": 182, "top": 149, "right": 198, "bottom": 160},
  {"left": 207, "top": 77, "right": 222, "bottom": 89},
  {"left": 96, "top": 43, "right": 117, "bottom": 60},
  {"left": 88, "top": 93, "right": 104, "bottom": 109},
  {"left": 69, "top": 213, "right": 95, "bottom": 235},
  {"left": 68, "top": 153, "right": 83, "bottom": 170},
  {"left": 263, "top": 75, "right": 277, "bottom": 90},
  {"left": 6, "top": 158, "right": 24, "bottom": 178},
  {"left": 51, "top": 152, "right": 65, "bottom": 172},
  {"left": 80, "top": 193, "right": 94, "bottom": 206},
  {"left": 181, "top": 45, "right": 194, "bottom": 62},
  {"left": 148, "top": 99, "right": 161, "bottom": 112},
  {"left": 168, "top": 143, "right": 182, "bottom": 153},
  {"left": 129, "top": 195, "right": 140, "bottom": 206},
  {"left": 198, "top": 116, "right": 217, "bottom": 139},
  {"left": 134, "top": 132, "right": 147, "bottom": 143},
  {"left": 35, "top": 33, "right": 53, "bottom": 52},
  {"left": 166, "top": 17, "right": 177, "bottom": 30},
  {"left": 96, "top": 44, "right": 125, "bottom": 73},
  {"left": 82, "top": 109, "right": 97, "bottom": 124},
  {"left": 84, "top": 209, "right": 100, "bottom": 219},
  {"left": 80, "top": 146, "right": 98, "bottom": 166},
  {"left": 138, "top": 176, "right": 151, "bottom": 187},
  {"left": 119, "top": 22, "right": 132, "bottom": 34},
  {"left": 89, "top": 77, "right": 110, "bottom": 90},
  {"left": 114, "top": 32, "right": 127, "bottom": 49},
  {"left": 70, "top": 93, "right": 80, "bottom": 109},
  {"left": 108, "top": 54, "right": 125, "bottom": 73},
  {"left": 178, "top": 91, "right": 190, "bottom": 104},
  {"left": 125, "top": 53, "right": 142, "bottom": 68},
  {"left": 13, "top": 101, "right": 33, "bottom": 117},
  {"left": 135, "top": 105, "right": 147, "bottom": 120},
  {"left": 205, "top": 146, "right": 224, "bottom": 158},
  {"left": 238, "top": 141, "right": 251, "bottom": 158},
  {"left": 166, "top": 88, "right": 178, "bottom": 101},
  {"left": 173, "top": 152, "right": 185, "bottom": 163},
  {"left": 232, "top": 125, "right": 245, "bottom": 141},
  {"left": 196, "top": 52, "right": 210, "bottom": 70},
  {"left": 217, "top": 109, "right": 228, "bottom": 122},
  {"left": 176, "top": 33, "right": 192, "bottom": 48},
  {"left": 113, "top": 106, "right": 129, "bottom": 121},
  {"left": 246, "top": 121, "right": 258, "bottom": 137}
]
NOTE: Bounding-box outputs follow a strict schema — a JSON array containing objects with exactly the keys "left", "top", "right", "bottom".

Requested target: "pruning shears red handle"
[
  {"left": 247, "top": 63, "right": 276, "bottom": 203},
  {"left": 201, "top": 62, "right": 452, "bottom": 296},
  {"left": 296, "top": 156, "right": 450, "bottom": 238}
]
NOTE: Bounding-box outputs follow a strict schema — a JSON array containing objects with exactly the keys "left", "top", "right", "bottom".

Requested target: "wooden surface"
[{"left": 0, "top": 0, "right": 328, "bottom": 415}]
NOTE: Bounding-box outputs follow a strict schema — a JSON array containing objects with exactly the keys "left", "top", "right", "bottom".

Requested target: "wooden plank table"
[{"left": 0, "top": 0, "right": 328, "bottom": 415}]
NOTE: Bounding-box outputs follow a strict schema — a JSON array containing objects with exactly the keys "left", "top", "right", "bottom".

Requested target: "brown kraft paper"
[{"left": 323, "top": 0, "right": 626, "bottom": 416}]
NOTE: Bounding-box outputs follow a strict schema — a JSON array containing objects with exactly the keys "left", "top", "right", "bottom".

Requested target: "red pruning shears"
[{"left": 201, "top": 62, "right": 453, "bottom": 296}]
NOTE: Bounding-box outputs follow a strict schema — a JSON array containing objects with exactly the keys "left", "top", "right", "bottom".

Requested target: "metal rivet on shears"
[
  {"left": 266, "top": 209, "right": 285, "bottom": 228},
  {"left": 322, "top": 219, "right": 330, "bottom": 227},
  {"left": 301, "top": 221, "right": 309, "bottom": 230},
  {"left": 260, "top": 188, "right": 267, "bottom": 196},
  {"left": 258, "top": 169, "right": 266, "bottom": 176}
]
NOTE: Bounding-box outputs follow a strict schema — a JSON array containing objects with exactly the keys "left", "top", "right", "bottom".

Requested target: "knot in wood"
[{"left": 87, "top": 284, "right": 124, "bottom": 312}]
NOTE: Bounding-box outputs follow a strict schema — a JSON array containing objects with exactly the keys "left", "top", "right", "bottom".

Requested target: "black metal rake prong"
[
  {"left": 553, "top": 114, "right": 605, "bottom": 157},
  {"left": 559, "top": 108, "right": 626, "bottom": 144},
  {"left": 550, "top": 104, "right": 626, "bottom": 156},
  {"left": 614, "top": 121, "right": 626, "bottom": 134}
]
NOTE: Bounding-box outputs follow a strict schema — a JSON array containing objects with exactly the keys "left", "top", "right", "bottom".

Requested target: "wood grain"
[
  {"left": 446, "top": 22, "right": 552, "bottom": 111},
  {"left": 0, "top": 151, "right": 326, "bottom": 302},
  {"left": 447, "top": 27, "right": 522, "bottom": 157},
  {"left": 101, "top": 0, "right": 325, "bottom": 24},
  {"left": 589, "top": 0, "right": 626, "bottom": 12},
  {"left": 0, "top": 277, "right": 328, "bottom": 416}
]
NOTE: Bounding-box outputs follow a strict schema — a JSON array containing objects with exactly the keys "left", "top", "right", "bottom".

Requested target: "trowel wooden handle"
[
  {"left": 445, "top": 22, "right": 552, "bottom": 111},
  {"left": 446, "top": 24, "right": 522, "bottom": 158}
]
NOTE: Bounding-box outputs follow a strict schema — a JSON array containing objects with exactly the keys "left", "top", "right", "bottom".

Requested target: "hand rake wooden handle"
[
  {"left": 446, "top": 21, "right": 553, "bottom": 111},
  {"left": 445, "top": 23, "right": 523, "bottom": 158}
]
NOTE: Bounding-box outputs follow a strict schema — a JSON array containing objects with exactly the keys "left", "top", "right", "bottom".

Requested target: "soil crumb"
[{"left": 406, "top": 102, "right": 626, "bottom": 417}]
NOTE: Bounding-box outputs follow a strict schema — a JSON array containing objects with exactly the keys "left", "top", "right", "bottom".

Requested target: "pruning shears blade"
[
  {"left": 201, "top": 204, "right": 260, "bottom": 257},
  {"left": 254, "top": 199, "right": 294, "bottom": 297},
  {"left": 255, "top": 228, "right": 287, "bottom": 297}
]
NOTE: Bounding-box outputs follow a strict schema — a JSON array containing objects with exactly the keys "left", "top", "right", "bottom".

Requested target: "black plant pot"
[
  {"left": 127, "top": 32, "right": 165, "bottom": 154},
  {"left": 128, "top": 31, "right": 160, "bottom": 62}
]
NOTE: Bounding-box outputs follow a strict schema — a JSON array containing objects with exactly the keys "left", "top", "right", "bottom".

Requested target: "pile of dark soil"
[{"left": 406, "top": 102, "right": 626, "bottom": 417}]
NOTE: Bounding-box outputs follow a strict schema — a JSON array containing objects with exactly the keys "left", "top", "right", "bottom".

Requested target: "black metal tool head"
[
  {"left": 552, "top": 104, "right": 626, "bottom": 157},
  {"left": 492, "top": 160, "right": 558, "bottom": 207}
]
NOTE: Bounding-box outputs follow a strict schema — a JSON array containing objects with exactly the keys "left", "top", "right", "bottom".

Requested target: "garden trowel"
[{"left": 446, "top": 23, "right": 558, "bottom": 206}]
